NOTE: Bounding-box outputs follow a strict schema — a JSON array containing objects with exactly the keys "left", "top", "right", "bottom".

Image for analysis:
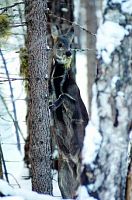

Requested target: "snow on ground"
[
  {"left": 0, "top": 179, "right": 62, "bottom": 200},
  {"left": 0, "top": 197, "right": 24, "bottom": 200},
  {"left": 0, "top": 178, "right": 98, "bottom": 200},
  {"left": 77, "top": 186, "right": 98, "bottom": 200}
]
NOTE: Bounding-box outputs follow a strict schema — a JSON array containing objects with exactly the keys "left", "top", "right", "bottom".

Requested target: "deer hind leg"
[{"left": 58, "top": 156, "right": 81, "bottom": 199}]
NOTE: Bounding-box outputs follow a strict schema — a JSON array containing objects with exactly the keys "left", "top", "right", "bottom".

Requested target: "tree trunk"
[
  {"left": 126, "top": 159, "right": 132, "bottom": 200},
  {"left": 85, "top": 1, "right": 132, "bottom": 200},
  {"left": 83, "top": 0, "right": 97, "bottom": 116},
  {"left": 126, "top": 141, "right": 132, "bottom": 200},
  {"left": 25, "top": 0, "right": 52, "bottom": 194}
]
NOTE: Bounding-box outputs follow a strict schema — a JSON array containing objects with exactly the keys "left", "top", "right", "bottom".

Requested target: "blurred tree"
[
  {"left": 25, "top": 0, "right": 52, "bottom": 194},
  {"left": 80, "top": 0, "right": 97, "bottom": 115},
  {"left": 86, "top": 0, "right": 97, "bottom": 115},
  {"left": 83, "top": 1, "right": 132, "bottom": 199}
]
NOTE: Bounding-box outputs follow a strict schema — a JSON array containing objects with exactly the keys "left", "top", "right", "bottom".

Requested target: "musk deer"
[{"left": 49, "top": 25, "right": 89, "bottom": 198}]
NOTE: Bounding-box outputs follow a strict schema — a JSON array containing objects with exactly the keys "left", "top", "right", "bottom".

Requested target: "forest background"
[{"left": 0, "top": 0, "right": 132, "bottom": 200}]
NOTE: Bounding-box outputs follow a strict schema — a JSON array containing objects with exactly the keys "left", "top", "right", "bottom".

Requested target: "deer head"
[{"left": 51, "top": 25, "right": 74, "bottom": 68}]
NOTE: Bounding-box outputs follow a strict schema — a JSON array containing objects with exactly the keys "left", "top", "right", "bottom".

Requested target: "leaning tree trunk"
[
  {"left": 25, "top": 0, "right": 52, "bottom": 194},
  {"left": 85, "top": 1, "right": 132, "bottom": 200}
]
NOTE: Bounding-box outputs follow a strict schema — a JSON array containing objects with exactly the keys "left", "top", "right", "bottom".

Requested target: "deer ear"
[
  {"left": 51, "top": 25, "right": 61, "bottom": 43},
  {"left": 66, "top": 26, "right": 74, "bottom": 43}
]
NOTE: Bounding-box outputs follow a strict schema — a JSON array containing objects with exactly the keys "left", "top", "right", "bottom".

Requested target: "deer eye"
[{"left": 58, "top": 43, "right": 63, "bottom": 48}]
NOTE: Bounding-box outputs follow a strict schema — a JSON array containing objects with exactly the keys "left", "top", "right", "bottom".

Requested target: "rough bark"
[
  {"left": 86, "top": 1, "right": 132, "bottom": 200},
  {"left": 25, "top": 0, "right": 52, "bottom": 194}
]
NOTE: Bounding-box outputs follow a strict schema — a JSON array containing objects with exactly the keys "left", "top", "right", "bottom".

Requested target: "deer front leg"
[{"left": 49, "top": 93, "right": 76, "bottom": 111}]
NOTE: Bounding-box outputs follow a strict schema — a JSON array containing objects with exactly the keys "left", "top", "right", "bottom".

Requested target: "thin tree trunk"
[
  {"left": 83, "top": 0, "right": 97, "bottom": 116},
  {"left": 0, "top": 144, "right": 9, "bottom": 182},
  {"left": 25, "top": 0, "right": 52, "bottom": 194}
]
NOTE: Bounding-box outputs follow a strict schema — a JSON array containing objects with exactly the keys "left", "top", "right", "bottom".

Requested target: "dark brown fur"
[{"left": 49, "top": 26, "right": 89, "bottom": 198}]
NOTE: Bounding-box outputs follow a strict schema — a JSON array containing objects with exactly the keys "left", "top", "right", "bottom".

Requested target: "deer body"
[{"left": 49, "top": 26, "right": 89, "bottom": 198}]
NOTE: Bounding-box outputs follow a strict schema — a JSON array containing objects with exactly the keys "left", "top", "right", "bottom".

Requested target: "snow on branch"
[
  {"left": 96, "top": 21, "right": 129, "bottom": 64},
  {"left": 111, "top": 0, "right": 132, "bottom": 14},
  {"left": 96, "top": 0, "right": 132, "bottom": 64}
]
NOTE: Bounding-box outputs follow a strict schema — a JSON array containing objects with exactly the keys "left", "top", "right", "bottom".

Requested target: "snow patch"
[
  {"left": 77, "top": 186, "right": 98, "bottom": 200},
  {"left": 112, "top": 0, "right": 132, "bottom": 14},
  {"left": 91, "top": 84, "right": 99, "bottom": 129},
  {"left": 121, "top": 0, "right": 132, "bottom": 14},
  {"left": 82, "top": 83, "right": 102, "bottom": 166},
  {"left": 0, "top": 197, "right": 24, "bottom": 200},
  {"left": 76, "top": 53, "right": 88, "bottom": 112},
  {"left": 111, "top": 76, "right": 120, "bottom": 89},
  {"left": 111, "top": 0, "right": 123, "bottom": 3},
  {"left": 0, "top": 180, "right": 62, "bottom": 200},
  {"left": 74, "top": 0, "right": 80, "bottom": 21},
  {"left": 129, "top": 130, "right": 132, "bottom": 140},
  {"left": 126, "top": 25, "right": 132, "bottom": 31},
  {"left": 0, "top": 179, "right": 98, "bottom": 200},
  {"left": 0, "top": 180, "right": 14, "bottom": 195},
  {"left": 116, "top": 92, "right": 128, "bottom": 124},
  {"left": 82, "top": 122, "right": 102, "bottom": 165},
  {"left": 97, "top": 21, "right": 129, "bottom": 64}
]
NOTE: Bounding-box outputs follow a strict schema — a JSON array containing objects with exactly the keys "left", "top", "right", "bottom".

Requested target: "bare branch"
[
  {"left": 0, "top": 93, "right": 25, "bottom": 141},
  {"left": 0, "top": 2, "right": 24, "bottom": 12},
  {"left": 0, "top": 49, "right": 21, "bottom": 151},
  {"left": 0, "top": 143, "right": 9, "bottom": 183}
]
